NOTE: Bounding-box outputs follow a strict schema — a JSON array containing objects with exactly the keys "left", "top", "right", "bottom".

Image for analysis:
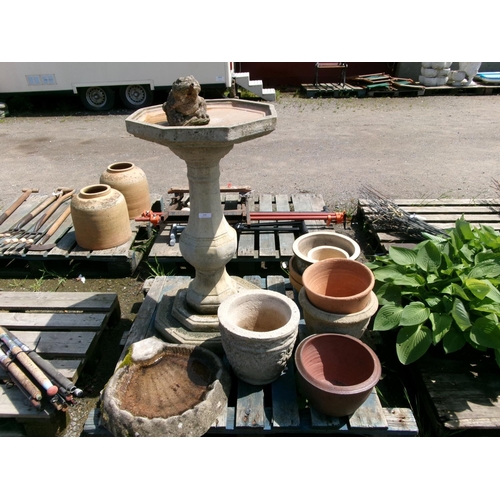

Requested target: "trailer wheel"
[
  {"left": 78, "top": 86, "right": 115, "bottom": 111},
  {"left": 119, "top": 84, "right": 153, "bottom": 110}
]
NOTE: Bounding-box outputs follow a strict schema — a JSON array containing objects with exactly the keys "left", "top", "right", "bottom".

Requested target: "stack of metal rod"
[
  {"left": 0, "top": 326, "right": 84, "bottom": 411},
  {"left": 0, "top": 187, "right": 74, "bottom": 255}
]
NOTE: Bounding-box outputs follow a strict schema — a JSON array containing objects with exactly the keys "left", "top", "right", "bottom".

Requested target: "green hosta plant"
[{"left": 368, "top": 217, "right": 500, "bottom": 368}]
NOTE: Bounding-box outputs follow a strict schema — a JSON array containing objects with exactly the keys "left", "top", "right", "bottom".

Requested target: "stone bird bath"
[{"left": 126, "top": 99, "right": 277, "bottom": 348}]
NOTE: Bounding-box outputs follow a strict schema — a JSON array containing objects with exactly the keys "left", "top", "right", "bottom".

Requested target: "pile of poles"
[
  {"left": 0, "top": 187, "right": 74, "bottom": 255},
  {"left": 0, "top": 326, "right": 84, "bottom": 411}
]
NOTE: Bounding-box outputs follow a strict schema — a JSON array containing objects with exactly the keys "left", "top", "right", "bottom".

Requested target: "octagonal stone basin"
[
  {"left": 101, "top": 337, "right": 231, "bottom": 437},
  {"left": 125, "top": 99, "right": 277, "bottom": 146}
]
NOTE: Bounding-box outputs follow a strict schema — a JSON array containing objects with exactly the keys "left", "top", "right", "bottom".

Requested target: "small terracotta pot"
[
  {"left": 295, "top": 333, "right": 381, "bottom": 417},
  {"left": 218, "top": 290, "right": 300, "bottom": 386},
  {"left": 71, "top": 184, "right": 132, "bottom": 250},
  {"left": 292, "top": 231, "right": 361, "bottom": 274},
  {"left": 100, "top": 161, "right": 150, "bottom": 219},
  {"left": 302, "top": 258, "right": 375, "bottom": 314}
]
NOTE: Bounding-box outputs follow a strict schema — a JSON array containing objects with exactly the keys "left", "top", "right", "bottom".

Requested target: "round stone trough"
[{"left": 101, "top": 337, "right": 231, "bottom": 437}]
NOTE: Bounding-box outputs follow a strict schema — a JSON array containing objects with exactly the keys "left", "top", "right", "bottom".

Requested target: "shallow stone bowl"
[{"left": 101, "top": 337, "right": 231, "bottom": 437}]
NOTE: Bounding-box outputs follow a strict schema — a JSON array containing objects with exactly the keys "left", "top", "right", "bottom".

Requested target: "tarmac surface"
[{"left": 1, "top": 92, "right": 500, "bottom": 214}]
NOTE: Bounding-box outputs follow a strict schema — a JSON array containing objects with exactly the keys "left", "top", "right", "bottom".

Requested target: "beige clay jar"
[
  {"left": 100, "top": 161, "right": 150, "bottom": 219},
  {"left": 71, "top": 184, "right": 132, "bottom": 250}
]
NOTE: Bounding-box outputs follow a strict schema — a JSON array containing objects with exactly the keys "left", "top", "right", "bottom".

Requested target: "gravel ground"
[{"left": 1, "top": 90, "right": 499, "bottom": 436}]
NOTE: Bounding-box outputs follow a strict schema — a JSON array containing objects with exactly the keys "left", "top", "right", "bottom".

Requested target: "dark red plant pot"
[{"left": 295, "top": 333, "right": 381, "bottom": 417}]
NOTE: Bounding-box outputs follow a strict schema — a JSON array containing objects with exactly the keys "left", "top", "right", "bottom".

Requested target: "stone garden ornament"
[{"left": 163, "top": 76, "right": 210, "bottom": 126}]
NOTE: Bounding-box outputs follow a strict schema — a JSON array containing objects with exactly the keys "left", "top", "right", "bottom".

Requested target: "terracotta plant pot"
[
  {"left": 302, "top": 258, "right": 375, "bottom": 314},
  {"left": 295, "top": 333, "right": 382, "bottom": 417},
  {"left": 70, "top": 184, "right": 132, "bottom": 250},
  {"left": 100, "top": 161, "right": 150, "bottom": 219},
  {"left": 218, "top": 290, "right": 300, "bottom": 386},
  {"left": 299, "top": 288, "right": 379, "bottom": 339},
  {"left": 101, "top": 337, "right": 231, "bottom": 437},
  {"left": 288, "top": 255, "right": 303, "bottom": 293},
  {"left": 292, "top": 231, "right": 361, "bottom": 274}
]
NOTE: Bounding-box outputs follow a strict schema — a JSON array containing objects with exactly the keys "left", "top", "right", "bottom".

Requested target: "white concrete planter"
[
  {"left": 299, "top": 287, "right": 379, "bottom": 339},
  {"left": 292, "top": 231, "right": 361, "bottom": 274},
  {"left": 218, "top": 290, "right": 300, "bottom": 385}
]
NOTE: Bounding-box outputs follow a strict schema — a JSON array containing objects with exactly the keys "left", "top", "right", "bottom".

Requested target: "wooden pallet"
[
  {"left": 357, "top": 198, "right": 500, "bottom": 251},
  {"left": 419, "top": 83, "right": 500, "bottom": 96},
  {"left": 0, "top": 193, "right": 158, "bottom": 277},
  {"left": 302, "top": 83, "right": 366, "bottom": 98},
  {"left": 410, "top": 350, "right": 500, "bottom": 436},
  {"left": 0, "top": 291, "right": 120, "bottom": 435},
  {"left": 148, "top": 192, "right": 333, "bottom": 269},
  {"left": 82, "top": 275, "right": 418, "bottom": 437}
]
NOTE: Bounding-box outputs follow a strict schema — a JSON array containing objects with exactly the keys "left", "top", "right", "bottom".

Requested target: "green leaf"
[
  {"left": 456, "top": 217, "right": 474, "bottom": 241},
  {"left": 396, "top": 324, "right": 433, "bottom": 364},
  {"left": 429, "top": 312, "right": 452, "bottom": 345},
  {"left": 465, "top": 278, "right": 491, "bottom": 300},
  {"left": 451, "top": 298, "right": 472, "bottom": 331},
  {"left": 373, "top": 266, "right": 423, "bottom": 287},
  {"left": 469, "top": 317, "right": 500, "bottom": 349},
  {"left": 468, "top": 260, "right": 500, "bottom": 279},
  {"left": 472, "top": 301, "right": 500, "bottom": 316},
  {"left": 441, "top": 283, "right": 470, "bottom": 301},
  {"left": 416, "top": 241, "right": 442, "bottom": 272},
  {"left": 374, "top": 282, "right": 401, "bottom": 306},
  {"left": 442, "top": 325, "right": 467, "bottom": 354},
  {"left": 400, "top": 302, "right": 430, "bottom": 326},
  {"left": 373, "top": 304, "right": 403, "bottom": 331},
  {"left": 388, "top": 246, "right": 417, "bottom": 266}
]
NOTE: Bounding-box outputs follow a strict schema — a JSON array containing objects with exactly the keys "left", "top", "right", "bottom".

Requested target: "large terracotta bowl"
[
  {"left": 295, "top": 333, "right": 381, "bottom": 417},
  {"left": 302, "top": 258, "right": 375, "bottom": 314}
]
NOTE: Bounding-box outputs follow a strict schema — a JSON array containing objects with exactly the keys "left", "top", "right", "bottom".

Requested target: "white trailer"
[{"left": 0, "top": 62, "right": 233, "bottom": 111}]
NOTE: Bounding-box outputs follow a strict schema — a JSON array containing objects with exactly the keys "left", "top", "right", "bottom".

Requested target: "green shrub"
[{"left": 368, "top": 217, "right": 500, "bottom": 367}]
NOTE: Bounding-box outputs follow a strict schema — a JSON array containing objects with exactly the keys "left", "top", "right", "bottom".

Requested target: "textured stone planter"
[
  {"left": 292, "top": 231, "right": 361, "bottom": 274},
  {"left": 299, "top": 287, "right": 378, "bottom": 339},
  {"left": 218, "top": 290, "right": 300, "bottom": 385},
  {"left": 295, "top": 333, "right": 381, "bottom": 417},
  {"left": 70, "top": 184, "right": 132, "bottom": 250},
  {"left": 100, "top": 161, "right": 151, "bottom": 219},
  {"left": 302, "top": 258, "right": 375, "bottom": 314},
  {"left": 101, "top": 337, "right": 231, "bottom": 437}
]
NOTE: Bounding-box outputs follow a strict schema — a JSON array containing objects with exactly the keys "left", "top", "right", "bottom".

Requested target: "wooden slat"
[
  {"left": 0, "top": 312, "right": 107, "bottom": 331},
  {"left": 0, "top": 292, "right": 118, "bottom": 311},
  {"left": 275, "top": 194, "right": 296, "bottom": 258},
  {"left": 257, "top": 193, "right": 277, "bottom": 258},
  {"left": 271, "top": 363, "right": 300, "bottom": 428},
  {"left": 235, "top": 380, "right": 265, "bottom": 428},
  {"left": 36, "top": 331, "right": 97, "bottom": 358},
  {"left": 348, "top": 389, "right": 388, "bottom": 430}
]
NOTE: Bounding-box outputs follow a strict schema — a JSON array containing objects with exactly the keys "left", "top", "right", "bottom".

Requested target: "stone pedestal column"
[{"left": 168, "top": 144, "right": 238, "bottom": 314}]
